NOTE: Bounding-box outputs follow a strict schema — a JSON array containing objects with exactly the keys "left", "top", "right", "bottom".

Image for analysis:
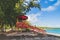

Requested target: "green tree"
[{"left": 0, "top": 0, "right": 40, "bottom": 32}]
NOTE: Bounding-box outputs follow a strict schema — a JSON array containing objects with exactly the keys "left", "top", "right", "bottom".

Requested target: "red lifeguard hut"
[{"left": 16, "top": 15, "right": 46, "bottom": 35}]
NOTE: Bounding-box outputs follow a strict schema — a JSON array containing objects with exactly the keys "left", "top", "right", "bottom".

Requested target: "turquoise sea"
[{"left": 46, "top": 28, "right": 60, "bottom": 34}]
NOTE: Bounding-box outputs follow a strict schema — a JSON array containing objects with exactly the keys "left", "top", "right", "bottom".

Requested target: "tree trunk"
[{"left": 1, "top": 23, "right": 4, "bottom": 32}]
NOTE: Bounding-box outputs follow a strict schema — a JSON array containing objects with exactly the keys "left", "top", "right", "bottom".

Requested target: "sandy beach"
[{"left": 0, "top": 32, "right": 60, "bottom": 40}]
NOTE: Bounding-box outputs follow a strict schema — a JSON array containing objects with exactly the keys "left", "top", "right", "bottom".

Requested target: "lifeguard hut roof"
[{"left": 17, "top": 15, "right": 28, "bottom": 20}]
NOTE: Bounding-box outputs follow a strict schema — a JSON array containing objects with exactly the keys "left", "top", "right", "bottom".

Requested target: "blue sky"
[{"left": 26, "top": 0, "right": 60, "bottom": 28}]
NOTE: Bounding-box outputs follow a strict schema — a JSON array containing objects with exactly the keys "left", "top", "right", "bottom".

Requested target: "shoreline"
[{"left": 46, "top": 32, "right": 60, "bottom": 37}]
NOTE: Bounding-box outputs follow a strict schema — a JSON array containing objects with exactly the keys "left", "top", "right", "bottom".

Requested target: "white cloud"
[
  {"left": 26, "top": 12, "right": 41, "bottom": 26},
  {"left": 41, "top": 0, "right": 60, "bottom": 11},
  {"left": 26, "top": 12, "right": 60, "bottom": 28},
  {"left": 25, "top": 0, "right": 60, "bottom": 28},
  {"left": 42, "top": 6, "right": 55, "bottom": 11},
  {"left": 54, "top": 0, "right": 60, "bottom": 6}
]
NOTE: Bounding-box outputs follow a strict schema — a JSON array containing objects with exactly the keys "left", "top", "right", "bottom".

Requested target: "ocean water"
[{"left": 46, "top": 29, "right": 60, "bottom": 34}]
